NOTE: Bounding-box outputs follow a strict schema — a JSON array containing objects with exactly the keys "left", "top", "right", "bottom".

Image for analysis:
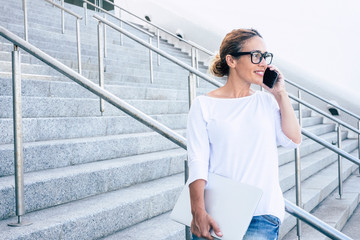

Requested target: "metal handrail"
[
  {"left": 0, "top": 25, "right": 182, "bottom": 147},
  {"left": 0, "top": 23, "right": 356, "bottom": 240},
  {"left": 45, "top": 0, "right": 82, "bottom": 19},
  {"left": 42, "top": 0, "right": 83, "bottom": 74},
  {"left": 92, "top": 15, "right": 222, "bottom": 87},
  {"left": 302, "top": 128, "right": 360, "bottom": 166},
  {"left": 82, "top": 0, "right": 153, "bottom": 37},
  {"left": 101, "top": 0, "right": 214, "bottom": 56},
  {"left": 289, "top": 94, "right": 360, "bottom": 135},
  {"left": 286, "top": 78, "right": 360, "bottom": 120}
]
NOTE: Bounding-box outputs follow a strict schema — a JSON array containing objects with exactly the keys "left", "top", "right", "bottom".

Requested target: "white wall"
[{"left": 115, "top": 0, "right": 360, "bottom": 121}]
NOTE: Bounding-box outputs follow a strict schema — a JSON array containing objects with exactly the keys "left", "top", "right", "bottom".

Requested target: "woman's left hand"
[{"left": 262, "top": 65, "right": 287, "bottom": 97}]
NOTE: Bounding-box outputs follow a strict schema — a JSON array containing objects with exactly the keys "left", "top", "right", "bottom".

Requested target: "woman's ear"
[{"left": 226, "top": 55, "right": 236, "bottom": 69}]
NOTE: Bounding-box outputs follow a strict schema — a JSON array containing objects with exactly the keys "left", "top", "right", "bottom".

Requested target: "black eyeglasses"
[{"left": 231, "top": 50, "right": 273, "bottom": 65}]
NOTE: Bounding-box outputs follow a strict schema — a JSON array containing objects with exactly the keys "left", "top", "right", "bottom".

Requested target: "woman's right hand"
[{"left": 191, "top": 208, "right": 222, "bottom": 240}]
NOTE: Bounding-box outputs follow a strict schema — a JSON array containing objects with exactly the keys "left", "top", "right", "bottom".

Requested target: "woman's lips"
[{"left": 254, "top": 70, "right": 264, "bottom": 76}]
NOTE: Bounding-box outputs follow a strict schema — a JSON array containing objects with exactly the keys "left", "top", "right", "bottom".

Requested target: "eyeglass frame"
[{"left": 230, "top": 50, "right": 273, "bottom": 65}]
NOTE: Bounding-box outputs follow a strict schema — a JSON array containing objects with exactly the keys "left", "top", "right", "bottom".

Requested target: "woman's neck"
[{"left": 222, "top": 76, "right": 253, "bottom": 98}]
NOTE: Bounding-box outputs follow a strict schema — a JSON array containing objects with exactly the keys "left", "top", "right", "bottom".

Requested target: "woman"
[{"left": 187, "top": 29, "right": 302, "bottom": 240}]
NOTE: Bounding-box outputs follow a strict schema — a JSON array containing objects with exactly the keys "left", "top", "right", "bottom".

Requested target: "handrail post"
[
  {"left": 358, "top": 120, "right": 360, "bottom": 174},
  {"left": 186, "top": 49, "right": 197, "bottom": 240},
  {"left": 295, "top": 90, "right": 303, "bottom": 239},
  {"left": 76, "top": 18, "right": 82, "bottom": 74},
  {"left": 195, "top": 49, "right": 199, "bottom": 87},
  {"left": 149, "top": 37, "right": 154, "bottom": 83},
  {"left": 83, "top": 1, "right": 87, "bottom": 25},
  {"left": 8, "top": 45, "right": 31, "bottom": 227},
  {"left": 337, "top": 124, "right": 343, "bottom": 198},
  {"left": 118, "top": 9, "right": 123, "bottom": 46},
  {"left": 22, "top": 0, "right": 28, "bottom": 41},
  {"left": 157, "top": 28, "right": 160, "bottom": 66},
  {"left": 191, "top": 47, "right": 197, "bottom": 87},
  {"left": 97, "top": 21, "right": 105, "bottom": 115},
  {"left": 61, "top": 0, "right": 65, "bottom": 34},
  {"left": 103, "top": 13, "right": 107, "bottom": 58}
]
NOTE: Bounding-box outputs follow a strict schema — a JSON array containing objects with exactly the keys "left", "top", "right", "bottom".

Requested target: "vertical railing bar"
[
  {"left": 295, "top": 89, "right": 303, "bottom": 239},
  {"left": 195, "top": 49, "right": 199, "bottom": 87},
  {"left": 97, "top": 22, "right": 105, "bottom": 115},
  {"left": 103, "top": 13, "right": 107, "bottom": 58},
  {"left": 83, "top": 2, "right": 87, "bottom": 25},
  {"left": 22, "top": 0, "right": 28, "bottom": 41},
  {"left": 76, "top": 18, "right": 82, "bottom": 74},
  {"left": 61, "top": 0, "right": 65, "bottom": 34},
  {"left": 358, "top": 120, "right": 360, "bottom": 174},
  {"left": 157, "top": 28, "right": 160, "bottom": 66},
  {"left": 149, "top": 37, "right": 154, "bottom": 83},
  {"left": 118, "top": 8, "right": 123, "bottom": 45},
  {"left": 337, "top": 124, "right": 343, "bottom": 198},
  {"left": 186, "top": 48, "right": 197, "bottom": 240},
  {"left": 7, "top": 45, "right": 31, "bottom": 227}
]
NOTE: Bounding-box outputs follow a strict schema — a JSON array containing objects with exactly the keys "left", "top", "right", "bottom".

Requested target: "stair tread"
[{"left": 0, "top": 173, "right": 184, "bottom": 240}]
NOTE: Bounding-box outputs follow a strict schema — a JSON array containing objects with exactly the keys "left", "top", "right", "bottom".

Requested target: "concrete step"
[
  {"left": 0, "top": 113, "right": 188, "bottom": 144},
  {"left": 282, "top": 169, "right": 360, "bottom": 240},
  {"left": 278, "top": 125, "right": 344, "bottom": 166},
  {"left": 279, "top": 139, "right": 358, "bottom": 193},
  {"left": 102, "top": 212, "right": 184, "bottom": 240},
  {"left": 0, "top": 129, "right": 185, "bottom": 177},
  {"left": 0, "top": 75, "right": 213, "bottom": 101},
  {"left": 0, "top": 77, "right": 189, "bottom": 100},
  {"left": 342, "top": 190, "right": 360, "bottom": 240},
  {"left": 0, "top": 148, "right": 186, "bottom": 221},
  {"left": 0, "top": 173, "right": 184, "bottom": 240},
  {"left": 0, "top": 24, "right": 190, "bottom": 63},
  {"left": 279, "top": 149, "right": 359, "bottom": 239},
  {"left": 0, "top": 49, "right": 206, "bottom": 75},
  {"left": 0, "top": 96, "right": 189, "bottom": 118}
]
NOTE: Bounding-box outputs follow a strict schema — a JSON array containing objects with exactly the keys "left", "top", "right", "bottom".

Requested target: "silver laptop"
[{"left": 170, "top": 172, "right": 263, "bottom": 240}]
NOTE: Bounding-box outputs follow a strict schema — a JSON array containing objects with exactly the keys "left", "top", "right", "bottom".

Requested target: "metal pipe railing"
[
  {"left": 0, "top": 24, "right": 357, "bottom": 239},
  {"left": 82, "top": 0, "right": 153, "bottom": 37},
  {"left": 295, "top": 90, "right": 303, "bottom": 239},
  {"left": 83, "top": 0, "right": 155, "bottom": 85},
  {"left": 286, "top": 78, "right": 360, "bottom": 121},
  {"left": 97, "top": 21, "right": 105, "bottom": 115},
  {"left": 101, "top": 0, "right": 214, "bottom": 56},
  {"left": 44, "top": 0, "right": 83, "bottom": 74},
  {"left": 7, "top": 45, "right": 31, "bottom": 227},
  {"left": 0, "top": 25, "right": 185, "bottom": 149},
  {"left": 92, "top": 15, "right": 222, "bottom": 88},
  {"left": 22, "top": 0, "right": 28, "bottom": 41},
  {"left": 285, "top": 199, "right": 352, "bottom": 240}
]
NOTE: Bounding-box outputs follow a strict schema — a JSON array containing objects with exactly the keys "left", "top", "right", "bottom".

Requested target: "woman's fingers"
[{"left": 191, "top": 211, "right": 221, "bottom": 240}]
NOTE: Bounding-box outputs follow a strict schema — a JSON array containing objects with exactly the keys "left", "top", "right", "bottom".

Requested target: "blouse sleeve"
[
  {"left": 186, "top": 97, "right": 210, "bottom": 185},
  {"left": 270, "top": 95, "right": 301, "bottom": 149}
]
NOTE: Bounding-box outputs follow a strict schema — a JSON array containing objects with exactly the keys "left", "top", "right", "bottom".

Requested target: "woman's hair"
[{"left": 210, "top": 29, "right": 262, "bottom": 77}]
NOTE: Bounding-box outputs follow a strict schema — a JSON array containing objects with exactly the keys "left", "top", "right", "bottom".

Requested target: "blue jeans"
[{"left": 192, "top": 215, "right": 280, "bottom": 240}]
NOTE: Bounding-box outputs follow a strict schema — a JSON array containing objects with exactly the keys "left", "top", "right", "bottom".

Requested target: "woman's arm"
[
  {"left": 263, "top": 66, "right": 302, "bottom": 144},
  {"left": 189, "top": 179, "right": 222, "bottom": 240}
]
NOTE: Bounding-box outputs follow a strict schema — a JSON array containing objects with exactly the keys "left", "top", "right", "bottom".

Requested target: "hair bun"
[{"left": 210, "top": 53, "right": 227, "bottom": 77}]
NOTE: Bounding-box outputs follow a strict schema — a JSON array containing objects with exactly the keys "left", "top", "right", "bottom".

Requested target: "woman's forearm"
[{"left": 189, "top": 179, "right": 206, "bottom": 215}]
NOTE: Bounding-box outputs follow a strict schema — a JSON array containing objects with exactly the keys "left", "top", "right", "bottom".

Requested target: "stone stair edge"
[
  {"left": 0, "top": 148, "right": 187, "bottom": 221},
  {"left": 0, "top": 173, "right": 184, "bottom": 240}
]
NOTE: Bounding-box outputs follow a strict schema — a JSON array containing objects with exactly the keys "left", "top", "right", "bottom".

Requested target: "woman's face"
[{"left": 229, "top": 36, "right": 268, "bottom": 86}]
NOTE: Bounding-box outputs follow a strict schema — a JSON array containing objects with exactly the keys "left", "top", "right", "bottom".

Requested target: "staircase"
[{"left": 0, "top": 1, "right": 359, "bottom": 239}]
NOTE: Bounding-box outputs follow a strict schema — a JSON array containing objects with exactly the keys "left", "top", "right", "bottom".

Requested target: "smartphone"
[{"left": 263, "top": 68, "right": 278, "bottom": 88}]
